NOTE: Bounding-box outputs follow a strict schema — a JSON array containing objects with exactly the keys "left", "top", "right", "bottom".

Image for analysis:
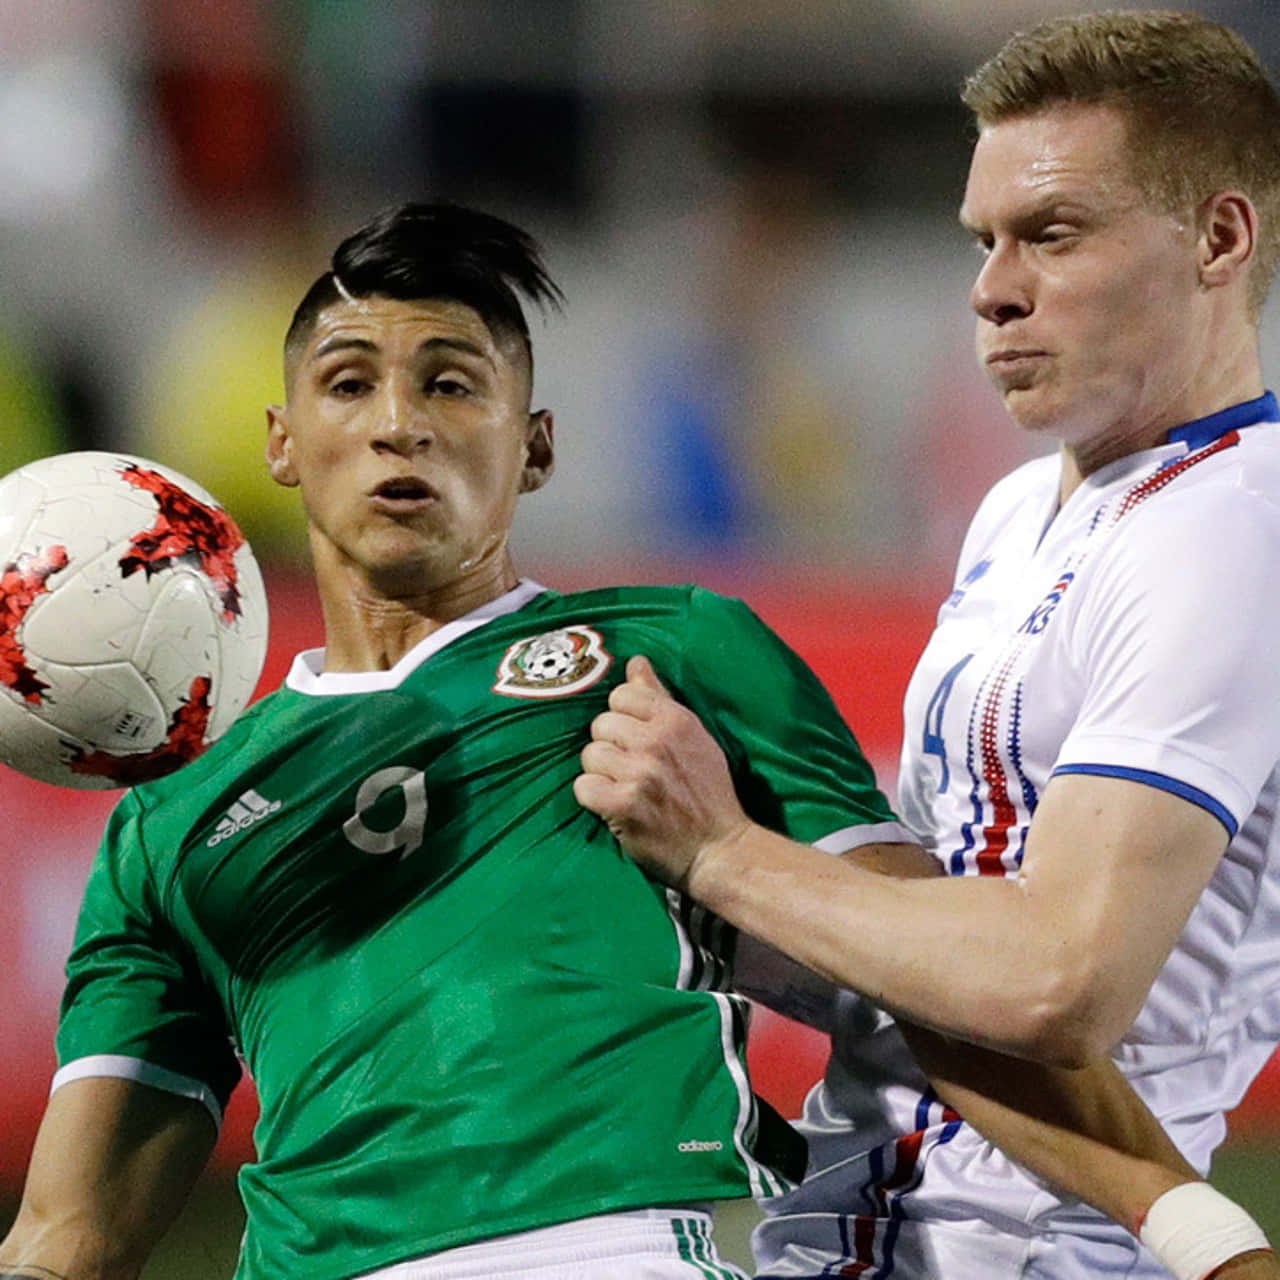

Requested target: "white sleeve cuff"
[
  {"left": 51, "top": 1054, "right": 223, "bottom": 1128},
  {"left": 813, "top": 820, "right": 916, "bottom": 854}
]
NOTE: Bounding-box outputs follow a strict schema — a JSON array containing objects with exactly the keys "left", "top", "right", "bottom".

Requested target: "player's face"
[
  {"left": 266, "top": 295, "right": 553, "bottom": 598},
  {"left": 961, "top": 103, "right": 1204, "bottom": 463}
]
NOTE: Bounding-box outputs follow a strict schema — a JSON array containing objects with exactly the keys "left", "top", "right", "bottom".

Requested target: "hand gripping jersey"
[
  {"left": 54, "top": 582, "right": 900, "bottom": 1280},
  {"left": 755, "top": 394, "right": 1280, "bottom": 1278}
]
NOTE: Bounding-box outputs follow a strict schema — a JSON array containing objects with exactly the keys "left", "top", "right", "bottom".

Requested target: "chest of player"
[
  {"left": 906, "top": 425, "right": 1270, "bottom": 803},
  {"left": 899, "top": 471, "right": 1146, "bottom": 864},
  {"left": 163, "top": 620, "right": 625, "bottom": 977}
]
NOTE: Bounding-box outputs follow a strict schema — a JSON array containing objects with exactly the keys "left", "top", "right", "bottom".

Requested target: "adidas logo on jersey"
[{"left": 207, "top": 789, "right": 281, "bottom": 847}]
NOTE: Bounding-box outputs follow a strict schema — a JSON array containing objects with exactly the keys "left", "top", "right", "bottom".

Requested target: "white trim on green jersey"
[
  {"left": 662, "top": 884, "right": 782, "bottom": 1202},
  {"left": 285, "top": 579, "right": 548, "bottom": 695},
  {"left": 812, "top": 821, "right": 908, "bottom": 852},
  {"left": 50, "top": 1053, "right": 224, "bottom": 1126}
]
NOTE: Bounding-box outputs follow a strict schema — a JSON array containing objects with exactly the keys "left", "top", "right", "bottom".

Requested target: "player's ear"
[
  {"left": 1198, "top": 189, "right": 1256, "bottom": 290},
  {"left": 520, "top": 410, "right": 554, "bottom": 494},
  {"left": 265, "top": 405, "right": 299, "bottom": 488}
]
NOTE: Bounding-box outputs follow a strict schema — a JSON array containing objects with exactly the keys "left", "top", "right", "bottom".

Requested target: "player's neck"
[
  {"left": 1058, "top": 376, "right": 1265, "bottom": 507},
  {"left": 316, "top": 555, "right": 522, "bottom": 672},
  {"left": 1056, "top": 320, "right": 1263, "bottom": 506}
]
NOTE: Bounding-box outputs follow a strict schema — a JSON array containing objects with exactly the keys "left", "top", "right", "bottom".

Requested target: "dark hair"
[
  {"left": 284, "top": 202, "right": 565, "bottom": 375},
  {"left": 962, "top": 10, "right": 1280, "bottom": 315}
]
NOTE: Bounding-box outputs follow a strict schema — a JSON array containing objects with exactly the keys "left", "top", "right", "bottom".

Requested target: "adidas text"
[{"left": 678, "top": 1139, "right": 724, "bottom": 1153}]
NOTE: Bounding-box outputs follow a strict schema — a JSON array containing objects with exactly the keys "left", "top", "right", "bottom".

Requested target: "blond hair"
[{"left": 963, "top": 10, "right": 1280, "bottom": 315}]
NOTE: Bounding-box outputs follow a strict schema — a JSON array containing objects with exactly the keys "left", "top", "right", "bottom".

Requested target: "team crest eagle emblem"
[{"left": 493, "top": 625, "right": 612, "bottom": 699}]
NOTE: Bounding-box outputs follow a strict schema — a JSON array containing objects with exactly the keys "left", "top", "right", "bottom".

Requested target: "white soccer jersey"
[{"left": 756, "top": 394, "right": 1280, "bottom": 1278}]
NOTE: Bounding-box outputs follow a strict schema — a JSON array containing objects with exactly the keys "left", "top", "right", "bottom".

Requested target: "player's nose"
[
  {"left": 970, "top": 240, "right": 1033, "bottom": 324},
  {"left": 370, "top": 387, "right": 435, "bottom": 455}
]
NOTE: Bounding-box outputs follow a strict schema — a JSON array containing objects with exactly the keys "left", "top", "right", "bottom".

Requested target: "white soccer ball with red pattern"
[{"left": 0, "top": 451, "right": 269, "bottom": 789}]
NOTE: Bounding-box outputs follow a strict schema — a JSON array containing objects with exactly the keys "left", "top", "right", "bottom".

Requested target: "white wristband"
[{"left": 1139, "top": 1182, "right": 1273, "bottom": 1280}]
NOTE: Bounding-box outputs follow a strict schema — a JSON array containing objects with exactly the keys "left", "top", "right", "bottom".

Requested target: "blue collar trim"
[{"left": 1166, "top": 391, "right": 1278, "bottom": 451}]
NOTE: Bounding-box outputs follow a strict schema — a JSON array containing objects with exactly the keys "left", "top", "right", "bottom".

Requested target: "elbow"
[
  {"left": 1013, "top": 1016, "right": 1114, "bottom": 1069},
  {"left": 4, "top": 1207, "right": 146, "bottom": 1280},
  {"left": 996, "top": 962, "right": 1138, "bottom": 1067}
]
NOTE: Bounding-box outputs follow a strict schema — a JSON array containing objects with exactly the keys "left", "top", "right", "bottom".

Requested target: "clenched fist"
[{"left": 573, "top": 655, "right": 752, "bottom": 890}]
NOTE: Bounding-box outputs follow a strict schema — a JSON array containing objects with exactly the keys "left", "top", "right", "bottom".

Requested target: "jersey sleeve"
[
  {"left": 676, "top": 587, "right": 903, "bottom": 849},
  {"left": 1056, "top": 484, "right": 1280, "bottom": 835},
  {"left": 55, "top": 791, "right": 241, "bottom": 1123}
]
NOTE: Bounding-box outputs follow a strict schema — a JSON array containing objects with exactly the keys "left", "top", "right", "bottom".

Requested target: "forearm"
[
  {"left": 1209, "top": 1254, "right": 1280, "bottom": 1279},
  {"left": 1, "top": 1079, "right": 217, "bottom": 1280},
  {"left": 897, "top": 1027, "right": 1278, "bottom": 1279},
  {"left": 687, "top": 822, "right": 1087, "bottom": 1059},
  {"left": 579, "top": 664, "right": 1229, "bottom": 1060},
  {"left": 899, "top": 1024, "right": 1195, "bottom": 1229},
  {"left": 689, "top": 769, "right": 1230, "bottom": 1064}
]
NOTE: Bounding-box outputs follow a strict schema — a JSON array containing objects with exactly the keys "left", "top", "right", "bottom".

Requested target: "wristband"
[{"left": 1138, "top": 1182, "right": 1273, "bottom": 1280}]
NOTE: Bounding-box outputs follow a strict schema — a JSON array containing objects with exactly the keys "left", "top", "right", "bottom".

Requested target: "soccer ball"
[{"left": 0, "top": 451, "right": 269, "bottom": 789}]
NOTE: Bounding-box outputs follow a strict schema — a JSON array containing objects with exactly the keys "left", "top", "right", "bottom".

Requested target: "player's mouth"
[
  {"left": 986, "top": 347, "right": 1047, "bottom": 366},
  {"left": 985, "top": 348, "right": 1048, "bottom": 388},
  {"left": 368, "top": 476, "right": 441, "bottom": 510}
]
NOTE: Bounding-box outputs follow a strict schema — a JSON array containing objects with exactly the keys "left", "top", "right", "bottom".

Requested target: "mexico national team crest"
[{"left": 493, "top": 625, "right": 612, "bottom": 699}]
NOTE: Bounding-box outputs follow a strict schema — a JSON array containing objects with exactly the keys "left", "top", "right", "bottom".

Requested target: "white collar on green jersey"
[{"left": 285, "top": 579, "right": 549, "bottom": 696}]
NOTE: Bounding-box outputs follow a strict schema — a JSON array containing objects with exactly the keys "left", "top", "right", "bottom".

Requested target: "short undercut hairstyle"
[
  {"left": 284, "top": 202, "right": 565, "bottom": 380},
  {"left": 962, "top": 10, "right": 1280, "bottom": 315}
]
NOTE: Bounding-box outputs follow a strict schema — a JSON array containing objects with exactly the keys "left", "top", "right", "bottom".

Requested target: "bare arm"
[
  {"left": 577, "top": 656, "right": 1226, "bottom": 1064},
  {"left": 812, "top": 841, "right": 1200, "bottom": 1233},
  {"left": 737, "top": 842, "right": 1278, "bottom": 1275},
  {"left": 579, "top": 659, "right": 1276, "bottom": 1273},
  {"left": 739, "top": 933, "right": 1210, "bottom": 1230},
  {"left": 902, "top": 1029, "right": 1279, "bottom": 1279},
  {"left": 0, "top": 1078, "right": 217, "bottom": 1280},
  {"left": 902, "top": 1026, "right": 1194, "bottom": 1225},
  {"left": 1212, "top": 1257, "right": 1280, "bottom": 1280}
]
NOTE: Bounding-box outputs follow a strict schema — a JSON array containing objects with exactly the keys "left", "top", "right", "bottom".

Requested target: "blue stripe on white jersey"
[
  {"left": 1054, "top": 763, "right": 1238, "bottom": 836},
  {"left": 1167, "top": 390, "right": 1278, "bottom": 449}
]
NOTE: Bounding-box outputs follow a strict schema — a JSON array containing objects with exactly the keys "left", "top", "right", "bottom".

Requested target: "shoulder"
[
  {"left": 544, "top": 584, "right": 792, "bottom": 690},
  {"left": 544, "top": 582, "right": 778, "bottom": 664},
  {"left": 1073, "top": 440, "right": 1280, "bottom": 642},
  {"left": 1110, "top": 438, "right": 1280, "bottom": 565},
  {"left": 545, "top": 582, "right": 700, "bottom": 617},
  {"left": 542, "top": 583, "right": 760, "bottom": 635}
]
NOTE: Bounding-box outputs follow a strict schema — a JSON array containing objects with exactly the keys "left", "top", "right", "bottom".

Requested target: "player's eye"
[
  {"left": 329, "top": 375, "right": 370, "bottom": 398},
  {"left": 428, "top": 376, "right": 471, "bottom": 397},
  {"left": 1036, "top": 224, "right": 1078, "bottom": 249}
]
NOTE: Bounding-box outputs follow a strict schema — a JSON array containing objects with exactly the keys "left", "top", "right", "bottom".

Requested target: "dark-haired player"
[{"left": 0, "top": 202, "right": 900, "bottom": 1280}]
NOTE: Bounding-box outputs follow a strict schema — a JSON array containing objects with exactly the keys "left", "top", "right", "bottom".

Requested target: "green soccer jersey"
[{"left": 57, "top": 581, "right": 898, "bottom": 1280}]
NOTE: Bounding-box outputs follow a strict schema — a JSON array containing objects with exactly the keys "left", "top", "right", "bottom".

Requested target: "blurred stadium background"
[{"left": 0, "top": 0, "right": 1276, "bottom": 1273}]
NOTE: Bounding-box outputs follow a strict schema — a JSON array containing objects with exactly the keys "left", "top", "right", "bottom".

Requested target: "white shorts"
[
  {"left": 355, "top": 1208, "right": 747, "bottom": 1279},
  {"left": 752, "top": 1209, "right": 1168, "bottom": 1278}
]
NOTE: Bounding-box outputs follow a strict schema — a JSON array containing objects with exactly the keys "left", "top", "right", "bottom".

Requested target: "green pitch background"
[{"left": 2, "top": 1140, "right": 1275, "bottom": 1276}]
